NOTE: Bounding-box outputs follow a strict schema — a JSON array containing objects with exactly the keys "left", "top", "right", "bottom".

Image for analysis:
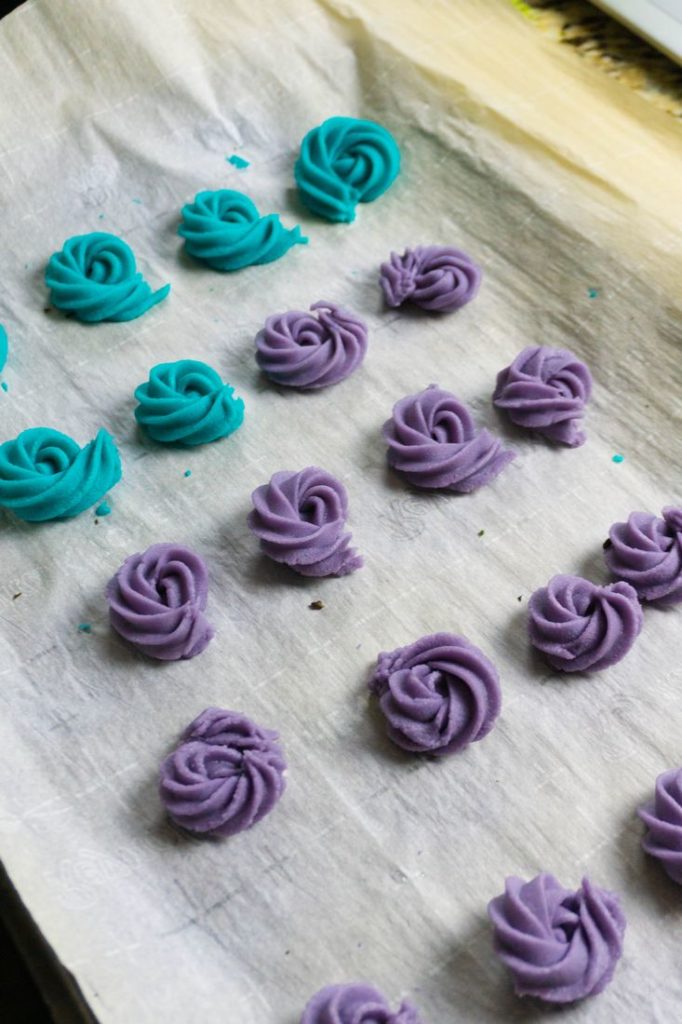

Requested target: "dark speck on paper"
[
  {"left": 477, "top": 528, "right": 485, "bottom": 537},
  {"left": 12, "top": 593, "right": 22, "bottom": 601},
  {"left": 603, "top": 538, "right": 612, "bottom": 550},
  {"left": 78, "top": 623, "right": 92, "bottom": 633},
  {"left": 517, "top": 595, "right": 523, "bottom": 602},
  {"left": 309, "top": 599, "right": 324, "bottom": 610},
  {"left": 184, "top": 469, "right": 192, "bottom": 478},
  {"left": 44, "top": 307, "right": 51, "bottom": 314}
]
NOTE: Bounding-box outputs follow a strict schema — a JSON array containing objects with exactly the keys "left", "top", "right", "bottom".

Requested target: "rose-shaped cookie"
[
  {"left": 248, "top": 466, "right": 362, "bottom": 578},
  {"left": 106, "top": 543, "right": 214, "bottom": 660},
  {"left": 379, "top": 246, "right": 481, "bottom": 313},
  {"left": 301, "top": 984, "right": 423, "bottom": 1024},
  {"left": 295, "top": 116, "right": 400, "bottom": 223},
  {"left": 0, "top": 426, "right": 121, "bottom": 522},
  {"left": 383, "top": 385, "right": 515, "bottom": 492},
  {"left": 134, "top": 359, "right": 244, "bottom": 446},
  {"left": 45, "top": 232, "right": 170, "bottom": 322},
  {"left": 528, "top": 574, "right": 643, "bottom": 672},
  {"left": 488, "top": 873, "right": 626, "bottom": 1003},
  {"left": 638, "top": 766, "right": 682, "bottom": 884},
  {"left": 178, "top": 189, "right": 306, "bottom": 271},
  {"left": 605, "top": 506, "right": 682, "bottom": 604},
  {"left": 493, "top": 346, "right": 593, "bottom": 447},
  {"left": 255, "top": 301, "right": 367, "bottom": 390},
  {"left": 369, "top": 633, "right": 501, "bottom": 756},
  {"left": 159, "top": 707, "right": 286, "bottom": 837}
]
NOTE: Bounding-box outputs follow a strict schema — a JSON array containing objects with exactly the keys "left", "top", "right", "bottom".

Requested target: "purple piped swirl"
[
  {"left": 255, "top": 301, "right": 367, "bottom": 390},
  {"left": 106, "top": 543, "right": 214, "bottom": 660},
  {"left": 528, "top": 574, "right": 642, "bottom": 672},
  {"left": 369, "top": 633, "right": 501, "bottom": 756},
  {"left": 159, "top": 707, "right": 286, "bottom": 838},
  {"left": 383, "top": 385, "right": 515, "bottom": 492},
  {"left": 380, "top": 246, "right": 481, "bottom": 313},
  {"left": 606, "top": 506, "right": 682, "bottom": 604},
  {"left": 488, "top": 873, "right": 626, "bottom": 1003},
  {"left": 301, "top": 984, "right": 423, "bottom": 1024},
  {"left": 639, "top": 766, "right": 682, "bottom": 884},
  {"left": 493, "top": 346, "right": 593, "bottom": 447},
  {"left": 247, "top": 466, "right": 363, "bottom": 577}
]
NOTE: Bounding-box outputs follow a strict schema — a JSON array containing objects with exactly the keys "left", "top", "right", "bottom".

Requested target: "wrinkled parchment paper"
[{"left": 1, "top": 1, "right": 681, "bottom": 1022}]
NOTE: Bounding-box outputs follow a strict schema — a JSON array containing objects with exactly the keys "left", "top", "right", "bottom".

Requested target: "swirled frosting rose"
[
  {"left": 255, "top": 301, "right": 367, "bottom": 389},
  {"left": 493, "top": 346, "right": 593, "bottom": 447},
  {"left": 383, "top": 385, "right": 515, "bottom": 492},
  {"left": 179, "top": 189, "right": 306, "bottom": 270},
  {"left": 528, "top": 574, "right": 643, "bottom": 672},
  {"left": 488, "top": 873, "right": 626, "bottom": 1003},
  {"left": 0, "top": 426, "right": 121, "bottom": 522},
  {"left": 106, "top": 543, "right": 214, "bottom": 660},
  {"left": 247, "top": 466, "right": 363, "bottom": 577},
  {"left": 295, "top": 116, "right": 400, "bottom": 223},
  {"left": 369, "top": 633, "right": 501, "bottom": 756},
  {"left": 301, "top": 984, "right": 423, "bottom": 1024},
  {"left": 159, "top": 707, "right": 286, "bottom": 837},
  {"left": 45, "top": 232, "right": 170, "bottom": 322},
  {"left": 605, "top": 506, "right": 682, "bottom": 604},
  {"left": 638, "top": 766, "right": 682, "bottom": 884},
  {"left": 379, "top": 246, "right": 481, "bottom": 313},
  {"left": 134, "top": 359, "right": 244, "bottom": 446}
]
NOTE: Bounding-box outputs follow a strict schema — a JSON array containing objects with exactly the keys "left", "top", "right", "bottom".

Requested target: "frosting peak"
[
  {"left": 248, "top": 466, "right": 362, "bottom": 577},
  {"left": 369, "top": 632, "right": 501, "bottom": 756},
  {"left": 179, "top": 189, "right": 306, "bottom": 271},
  {"left": 639, "top": 766, "right": 682, "bottom": 883},
  {"left": 301, "top": 984, "right": 423, "bottom": 1024},
  {"left": 383, "top": 385, "right": 515, "bottom": 492},
  {"left": 488, "top": 873, "right": 626, "bottom": 1003},
  {"left": 493, "top": 346, "right": 592, "bottom": 447},
  {"left": 45, "top": 232, "right": 169, "bottom": 322},
  {"left": 159, "top": 707, "right": 286, "bottom": 837},
  {"left": 605, "top": 506, "right": 682, "bottom": 603},
  {"left": 106, "top": 543, "right": 214, "bottom": 660},
  {"left": 255, "top": 301, "right": 367, "bottom": 390},
  {"left": 134, "top": 359, "right": 244, "bottom": 446},
  {"left": 528, "top": 574, "right": 643, "bottom": 672},
  {"left": 0, "top": 426, "right": 121, "bottom": 522},
  {"left": 295, "top": 116, "right": 400, "bottom": 222},
  {"left": 380, "top": 246, "right": 481, "bottom": 313}
]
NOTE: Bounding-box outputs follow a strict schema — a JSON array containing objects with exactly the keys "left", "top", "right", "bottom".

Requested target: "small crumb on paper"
[
  {"left": 78, "top": 623, "right": 92, "bottom": 633},
  {"left": 477, "top": 528, "right": 485, "bottom": 537},
  {"left": 309, "top": 599, "right": 324, "bottom": 610},
  {"left": 612, "top": 453, "right": 624, "bottom": 464},
  {"left": 184, "top": 469, "right": 192, "bottom": 478}
]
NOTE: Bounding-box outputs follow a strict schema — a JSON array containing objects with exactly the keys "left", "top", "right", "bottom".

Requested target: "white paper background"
[{"left": 0, "top": 1, "right": 681, "bottom": 1022}]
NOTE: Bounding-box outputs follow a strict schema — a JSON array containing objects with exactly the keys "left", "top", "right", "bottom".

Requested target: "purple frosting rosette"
[
  {"left": 248, "top": 466, "right": 363, "bottom": 577},
  {"left": 106, "top": 542, "right": 214, "bottom": 660},
  {"left": 255, "top": 301, "right": 367, "bottom": 390},
  {"left": 380, "top": 245, "right": 481, "bottom": 313},
  {"left": 606, "top": 506, "right": 682, "bottom": 603},
  {"left": 301, "top": 984, "right": 423, "bottom": 1024},
  {"left": 638, "top": 766, "right": 682, "bottom": 884},
  {"left": 488, "top": 873, "right": 626, "bottom": 1003},
  {"left": 383, "top": 385, "right": 515, "bottom": 493},
  {"left": 528, "top": 574, "right": 642, "bottom": 672},
  {"left": 159, "top": 707, "right": 286, "bottom": 838}
]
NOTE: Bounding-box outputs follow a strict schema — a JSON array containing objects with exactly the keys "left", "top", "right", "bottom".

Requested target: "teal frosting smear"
[
  {"left": 227, "top": 154, "right": 249, "bottom": 169},
  {"left": 0, "top": 426, "right": 122, "bottom": 522},
  {"left": 0, "top": 324, "right": 7, "bottom": 373},
  {"left": 45, "top": 232, "right": 170, "bottom": 322},
  {"left": 95, "top": 500, "right": 111, "bottom": 516},
  {"left": 178, "top": 190, "right": 306, "bottom": 271},
  {"left": 295, "top": 116, "right": 400, "bottom": 223},
  {"left": 135, "top": 359, "right": 245, "bottom": 446}
]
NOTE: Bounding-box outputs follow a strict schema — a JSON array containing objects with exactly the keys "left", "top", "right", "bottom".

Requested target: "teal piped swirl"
[
  {"left": 135, "top": 359, "right": 245, "bottom": 446},
  {"left": 45, "top": 232, "right": 170, "bottom": 322},
  {"left": 0, "top": 427, "right": 122, "bottom": 522},
  {"left": 295, "top": 116, "right": 400, "bottom": 223},
  {"left": 178, "top": 190, "right": 307, "bottom": 271}
]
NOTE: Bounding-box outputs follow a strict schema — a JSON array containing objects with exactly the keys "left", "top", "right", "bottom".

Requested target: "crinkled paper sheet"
[{"left": 0, "top": 1, "right": 681, "bottom": 1022}]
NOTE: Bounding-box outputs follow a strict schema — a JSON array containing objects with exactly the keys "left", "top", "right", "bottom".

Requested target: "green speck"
[
  {"left": 227, "top": 154, "right": 250, "bottom": 169},
  {"left": 95, "top": 501, "right": 111, "bottom": 516},
  {"left": 587, "top": 287, "right": 599, "bottom": 299},
  {"left": 612, "top": 453, "right": 624, "bottom": 464},
  {"left": 98, "top": 213, "right": 105, "bottom": 220},
  {"left": 78, "top": 623, "right": 92, "bottom": 633},
  {"left": 132, "top": 198, "right": 142, "bottom": 204},
  {"left": 477, "top": 528, "right": 485, "bottom": 537},
  {"left": 184, "top": 469, "right": 192, "bottom": 478},
  {"left": 1, "top": 382, "right": 7, "bottom": 393}
]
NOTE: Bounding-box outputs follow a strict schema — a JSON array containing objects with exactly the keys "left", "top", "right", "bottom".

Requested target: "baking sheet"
[{"left": 1, "top": 1, "right": 681, "bottom": 1022}]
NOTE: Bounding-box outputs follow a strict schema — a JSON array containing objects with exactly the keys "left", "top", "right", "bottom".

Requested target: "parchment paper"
[{"left": 1, "top": 1, "right": 681, "bottom": 1022}]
